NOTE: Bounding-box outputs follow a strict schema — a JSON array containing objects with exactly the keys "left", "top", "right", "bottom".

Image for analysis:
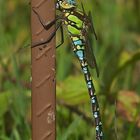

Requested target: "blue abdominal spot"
[
  {"left": 76, "top": 50, "right": 84, "bottom": 60},
  {"left": 74, "top": 40, "right": 82, "bottom": 46},
  {"left": 91, "top": 97, "right": 95, "bottom": 104},
  {"left": 83, "top": 67, "right": 88, "bottom": 73},
  {"left": 87, "top": 81, "right": 92, "bottom": 88},
  {"left": 94, "top": 112, "right": 98, "bottom": 118},
  {"left": 96, "top": 126, "right": 99, "bottom": 131}
]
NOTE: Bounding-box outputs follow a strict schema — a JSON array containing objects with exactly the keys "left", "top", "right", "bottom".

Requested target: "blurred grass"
[{"left": 0, "top": 0, "right": 140, "bottom": 139}]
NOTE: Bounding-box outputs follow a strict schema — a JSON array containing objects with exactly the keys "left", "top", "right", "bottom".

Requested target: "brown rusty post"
[{"left": 31, "top": 0, "right": 56, "bottom": 140}]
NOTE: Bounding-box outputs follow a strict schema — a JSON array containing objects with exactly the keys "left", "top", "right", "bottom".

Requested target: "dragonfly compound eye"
[{"left": 66, "top": 0, "right": 76, "bottom": 5}]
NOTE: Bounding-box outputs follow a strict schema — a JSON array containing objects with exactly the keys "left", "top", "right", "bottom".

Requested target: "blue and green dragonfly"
[{"left": 32, "top": 0, "right": 103, "bottom": 139}]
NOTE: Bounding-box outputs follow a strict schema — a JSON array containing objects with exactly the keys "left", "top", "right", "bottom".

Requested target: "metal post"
[{"left": 31, "top": 0, "right": 56, "bottom": 139}]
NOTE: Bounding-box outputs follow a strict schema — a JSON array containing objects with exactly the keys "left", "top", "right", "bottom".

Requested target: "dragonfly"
[{"left": 32, "top": 0, "right": 103, "bottom": 139}]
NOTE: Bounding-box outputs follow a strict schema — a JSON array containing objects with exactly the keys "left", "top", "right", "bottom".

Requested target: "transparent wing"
[
  {"left": 85, "top": 33, "right": 99, "bottom": 77},
  {"left": 88, "top": 11, "right": 97, "bottom": 39},
  {"left": 81, "top": 2, "right": 97, "bottom": 39},
  {"left": 80, "top": 3, "right": 99, "bottom": 76}
]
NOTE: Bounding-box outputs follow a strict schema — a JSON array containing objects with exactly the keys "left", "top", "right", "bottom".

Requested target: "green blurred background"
[{"left": 0, "top": 0, "right": 140, "bottom": 139}]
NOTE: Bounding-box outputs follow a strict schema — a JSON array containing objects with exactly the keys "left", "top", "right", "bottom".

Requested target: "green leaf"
[{"left": 57, "top": 75, "right": 99, "bottom": 105}]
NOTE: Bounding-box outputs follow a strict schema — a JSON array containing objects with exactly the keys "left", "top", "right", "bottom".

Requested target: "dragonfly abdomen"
[{"left": 71, "top": 36, "right": 103, "bottom": 140}]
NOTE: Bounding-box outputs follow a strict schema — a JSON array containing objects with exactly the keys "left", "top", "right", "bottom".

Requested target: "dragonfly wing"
[
  {"left": 84, "top": 34, "right": 99, "bottom": 77},
  {"left": 88, "top": 11, "right": 97, "bottom": 40}
]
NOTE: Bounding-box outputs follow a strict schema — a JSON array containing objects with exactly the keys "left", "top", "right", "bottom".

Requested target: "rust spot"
[{"left": 47, "top": 109, "right": 55, "bottom": 124}]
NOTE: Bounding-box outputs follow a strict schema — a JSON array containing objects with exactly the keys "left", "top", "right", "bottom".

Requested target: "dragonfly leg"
[
  {"left": 32, "top": 7, "right": 61, "bottom": 30},
  {"left": 56, "top": 25, "right": 64, "bottom": 48},
  {"left": 73, "top": 44, "right": 103, "bottom": 140},
  {"left": 32, "top": 22, "right": 62, "bottom": 48}
]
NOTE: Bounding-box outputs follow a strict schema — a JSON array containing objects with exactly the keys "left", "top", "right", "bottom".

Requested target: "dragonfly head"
[{"left": 56, "top": 0, "right": 76, "bottom": 10}]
